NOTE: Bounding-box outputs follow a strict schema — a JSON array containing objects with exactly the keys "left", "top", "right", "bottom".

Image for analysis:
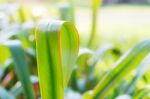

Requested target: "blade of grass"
[
  {"left": 88, "top": 0, "right": 102, "bottom": 48},
  {"left": 35, "top": 20, "right": 79, "bottom": 99},
  {"left": 1, "top": 40, "right": 35, "bottom": 99},
  {"left": 124, "top": 54, "right": 150, "bottom": 94},
  {"left": 88, "top": 39, "right": 150, "bottom": 99}
]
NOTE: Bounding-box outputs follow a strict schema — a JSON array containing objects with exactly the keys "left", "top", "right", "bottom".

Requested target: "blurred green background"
[
  {"left": 1, "top": 0, "right": 150, "bottom": 50},
  {"left": 1, "top": 0, "right": 150, "bottom": 99}
]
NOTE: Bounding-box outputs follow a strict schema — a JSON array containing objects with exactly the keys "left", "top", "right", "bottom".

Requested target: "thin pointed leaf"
[
  {"left": 0, "top": 40, "right": 35, "bottom": 99},
  {"left": 90, "top": 40, "right": 150, "bottom": 98},
  {"left": 124, "top": 54, "right": 150, "bottom": 94}
]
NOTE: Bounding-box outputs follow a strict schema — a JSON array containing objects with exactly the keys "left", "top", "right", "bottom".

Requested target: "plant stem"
[{"left": 88, "top": 0, "right": 102, "bottom": 48}]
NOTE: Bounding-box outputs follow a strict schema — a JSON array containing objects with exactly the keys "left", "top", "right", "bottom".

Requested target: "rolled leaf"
[{"left": 35, "top": 20, "right": 79, "bottom": 99}]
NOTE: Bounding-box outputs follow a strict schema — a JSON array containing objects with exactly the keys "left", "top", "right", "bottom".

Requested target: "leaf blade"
[
  {"left": 35, "top": 20, "right": 79, "bottom": 99},
  {"left": 4, "top": 40, "right": 35, "bottom": 99},
  {"left": 90, "top": 40, "right": 150, "bottom": 98}
]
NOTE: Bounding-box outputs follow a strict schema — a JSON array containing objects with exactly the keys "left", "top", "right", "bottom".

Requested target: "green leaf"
[
  {"left": 124, "top": 54, "right": 150, "bottom": 94},
  {"left": 0, "top": 40, "right": 35, "bottom": 99},
  {"left": 35, "top": 20, "right": 79, "bottom": 99},
  {"left": 89, "top": 39, "right": 150, "bottom": 99}
]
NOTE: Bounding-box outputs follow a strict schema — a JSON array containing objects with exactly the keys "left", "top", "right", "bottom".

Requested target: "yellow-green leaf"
[{"left": 35, "top": 20, "right": 79, "bottom": 99}]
